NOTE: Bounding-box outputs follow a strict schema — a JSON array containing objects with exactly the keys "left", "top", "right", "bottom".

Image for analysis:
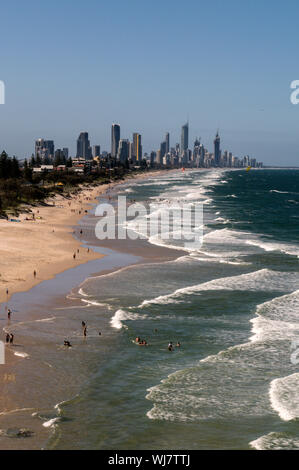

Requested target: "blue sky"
[{"left": 0, "top": 0, "right": 298, "bottom": 165}]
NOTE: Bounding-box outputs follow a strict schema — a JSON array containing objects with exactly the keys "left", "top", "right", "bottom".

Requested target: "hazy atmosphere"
[{"left": 0, "top": 0, "right": 298, "bottom": 165}]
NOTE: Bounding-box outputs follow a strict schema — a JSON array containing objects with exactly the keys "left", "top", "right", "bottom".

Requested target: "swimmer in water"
[
  {"left": 176, "top": 342, "right": 181, "bottom": 348},
  {"left": 168, "top": 342, "right": 173, "bottom": 351}
]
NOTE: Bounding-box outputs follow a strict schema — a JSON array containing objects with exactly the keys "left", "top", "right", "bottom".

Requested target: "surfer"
[{"left": 168, "top": 342, "right": 173, "bottom": 351}]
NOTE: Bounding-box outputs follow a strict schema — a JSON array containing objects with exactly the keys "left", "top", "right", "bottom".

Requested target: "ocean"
[{"left": 1, "top": 168, "right": 299, "bottom": 450}]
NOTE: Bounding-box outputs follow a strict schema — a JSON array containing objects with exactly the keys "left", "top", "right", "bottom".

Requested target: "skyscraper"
[
  {"left": 111, "top": 124, "right": 120, "bottom": 158},
  {"left": 93, "top": 145, "right": 101, "bottom": 158},
  {"left": 165, "top": 132, "right": 170, "bottom": 154},
  {"left": 160, "top": 140, "right": 166, "bottom": 162},
  {"left": 76, "top": 132, "right": 92, "bottom": 160},
  {"left": 117, "top": 139, "right": 130, "bottom": 162},
  {"left": 35, "top": 139, "right": 54, "bottom": 161},
  {"left": 214, "top": 131, "right": 221, "bottom": 166},
  {"left": 181, "top": 122, "right": 189, "bottom": 155},
  {"left": 132, "top": 133, "right": 142, "bottom": 162}
]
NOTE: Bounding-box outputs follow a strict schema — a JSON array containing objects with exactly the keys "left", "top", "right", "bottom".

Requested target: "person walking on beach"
[
  {"left": 73, "top": 253, "right": 76, "bottom": 260},
  {"left": 7, "top": 308, "right": 11, "bottom": 320},
  {"left": 5, "top": 333, "right": 10, "bottom": 343},
  {"left": 9, "top": 334, "right": 14, "bottom": 344},
  {"left": 33, "top": 270, "right": 37, "bottom": 279},
  {"left": 83, "top": 326, "right": 87, "bottom": 338}
]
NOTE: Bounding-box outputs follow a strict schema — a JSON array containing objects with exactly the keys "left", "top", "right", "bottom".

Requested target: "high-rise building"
[
  {"left": 165, "top": 132, "right": 170, "bottom": 154},
  {"left": 117, "top": 139, "right": 130, "bottom": 162},
  {"left": 160, "top": 140, "right": 167, "bottom": 162},
  {"left": 111, "top": 124, "right": 120, "bottom": 158},
  {"left": 35, "top": 139, "right": 54, "bottom": 161},
  {"left": 181, "top": 122, "right": 189, "bottom": 155},
  {"left": 214, "top": 131, "right": 221, "bottom": 166},
  {"left": 132, "top": 133, "right": 142, "bottom": 162},
  {"left": 63, "top": 148, "right": 69, "bottom": 160},
  {"left": 93, "top": 145, "right": 101, "bottom": 158},
  {"left": 150, "top": 151, "right": 156, "bottom": 167},
  {"left": 76, "top": 132, "right": 92, "bottom": 160},
  {"left": 156, "top": 150, "right": 162, "bottom": 165}
]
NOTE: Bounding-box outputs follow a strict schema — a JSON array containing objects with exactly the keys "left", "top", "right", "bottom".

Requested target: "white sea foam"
[
  {"left": 14, "top": 352, "right": 29, "bottom": 358},
  {"left": 81, "top": 299, "right": 110, "bottom": 308},
  {"left": 42, "top": 417, "right": 61, "bottom": 428},
  {"left": 250, "top": 290, "right": 299, "bottom": 343},
  {"left": 270, "top": 190, "right": 290, "bottom": 194},
  {"left": 250, "top": 432, "right": 299, "bottom": 450},
  {"left": 140, "top": 269, "right": 298, "bottom": 308},
  {"left": 269, "top": 373, "right": 299, "bottom": 421},
  {"left": 110, "top": 309, "right": 148, "bottom": 329},
  {"left": 246, "top": 239, "right": 299, "bottom": 257}
]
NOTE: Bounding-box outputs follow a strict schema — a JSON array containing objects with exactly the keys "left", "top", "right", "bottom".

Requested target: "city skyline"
[
  {"left": 0, "top": 1, "right": 299, "bottom": 165},
  {"left": 33, "top": 121, "right": 263, "bottom": 169}
]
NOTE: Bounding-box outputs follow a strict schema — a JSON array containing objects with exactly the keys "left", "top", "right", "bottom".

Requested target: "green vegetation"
[{"left": 0, "top": 151, "right": 153, "bottom": 217}]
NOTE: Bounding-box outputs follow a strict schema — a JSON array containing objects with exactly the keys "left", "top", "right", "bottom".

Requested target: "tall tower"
[
  {"left": 76, "top": 132, "right": 92, "bottom": 160},
  {"left": 214, "top": 131, "right": 221, "bottom": 166},
  {"left": 165, "top": 132, "right": 170, "bottom": 154},
  {"left": 181, "top": 122, "right": 189, "bottom": 155},
  {"left": 132, "top": 133, "right": 142, "bottom": 162},
  {"left": 111, "top": 124, "right": 120, "bottom": 158}
]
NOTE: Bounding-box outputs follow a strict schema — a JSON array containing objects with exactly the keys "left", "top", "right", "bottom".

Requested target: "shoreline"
[
  {"left": 0, "top": 169, "right": 171, "bottom": 306},
  {"left": 0, "top": 168, "right": 185, "bottom": 449}
]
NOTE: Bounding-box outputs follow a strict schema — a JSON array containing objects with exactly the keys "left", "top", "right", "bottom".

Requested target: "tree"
[
  {"left": 24, "top": 159, "right": 33, "bottom": 182},
  {"left": 11, "top": 157, "right": 21, "bottom": 178}
]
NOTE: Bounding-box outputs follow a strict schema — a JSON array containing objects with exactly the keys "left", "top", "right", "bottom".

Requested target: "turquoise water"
[{"left": 11, "top": 169, "right": 299, "bottom": 450}]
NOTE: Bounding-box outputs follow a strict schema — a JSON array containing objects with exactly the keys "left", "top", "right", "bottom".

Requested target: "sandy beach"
[
  {"left": 0, "top": 184, "right": 108, "bottom": 305},
  {"left": 0, "top": 168, "right": 178, "bottom": 449},
  {"left": 0, "top": 170, "right": 166, "bottom": 306}
]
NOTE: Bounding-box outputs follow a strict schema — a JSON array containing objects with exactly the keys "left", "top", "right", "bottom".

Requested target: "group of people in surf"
[
  {"left": 63, "top": 321, "right": 102, "bottom": 348},
  {"left": 135, "top": 336, "right": 181, "bottom": 351},
  {"left": 5, "top": 308, "right": 14, "bottom": 345},
  {"left": 135, "top": 337, "right": 148, "bottom": 346}
]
